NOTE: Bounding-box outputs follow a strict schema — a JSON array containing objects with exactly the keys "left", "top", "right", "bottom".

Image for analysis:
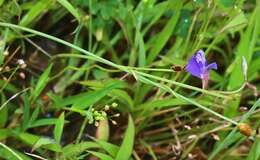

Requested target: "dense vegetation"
[{"left": 0, "top": 0, "right": 260, "bottom": 159}]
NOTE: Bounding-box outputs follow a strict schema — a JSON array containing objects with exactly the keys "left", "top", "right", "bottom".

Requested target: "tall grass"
[{"left": 0, "top": 0, "right": 260, "bottom": 159}]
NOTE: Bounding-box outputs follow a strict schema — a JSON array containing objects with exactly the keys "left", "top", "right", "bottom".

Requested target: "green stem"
[
  {"left": 134, "top": 70, "right": 230, "bottom": 99},
  {"left": 53, "top": 53, "right": 231, "bottom": 99}
]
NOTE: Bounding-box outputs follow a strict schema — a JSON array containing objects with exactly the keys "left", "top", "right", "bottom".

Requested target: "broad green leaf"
[
  {"left": 115, "top": 115, "right": 135, "bottom": 160},
  {"left": 19, "top": 0, "right": 53, "bottom": 26},
  {"left": 57, "top": 0, "right": 81, "bottom": 22},
  {"left": 31, "top": 64, "right": 53, "bottom": 102},
  {"left": 54, "top": 112, "right": 65, "bottom": 144},
  {"left": 87, "top": 150, "right": 114, "bottom": 160}
]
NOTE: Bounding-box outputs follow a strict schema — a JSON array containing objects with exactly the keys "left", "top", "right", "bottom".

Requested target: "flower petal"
[
  {"left": 206, "top": 62, "right": 217, "bottom": 70},
  {"left": 185, "top": 55, "right": 202, "bottom": 79},
  {"left": 195, "top": 50, "right": 207, "bottom": 67}
]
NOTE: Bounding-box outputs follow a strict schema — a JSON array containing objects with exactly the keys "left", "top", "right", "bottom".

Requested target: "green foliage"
[
  {"left": 31, "top": 63, "right": 53, "bottom": 102},
  {"left": 57, "top": 0, "right": 81, "bottom": 22},
  {"left": 54, "top": 112, "right": 65, "bottom": 144},
  {"left": 115, "top": 115, "right": 135, "bottom": 160},
  {"left": 0, "top": 0, "right": 260, "bottom": 159}
]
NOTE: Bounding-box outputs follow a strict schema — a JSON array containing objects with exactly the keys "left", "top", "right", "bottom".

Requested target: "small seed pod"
[
  {"left": 111, "top": 102, "right": 118, "bottom": 108},
  {"left": 238, "top": 123, "right": 253, "bottom": 136},
  {"left": 104, "top": 105, "right": 110, "bottom": 111}
]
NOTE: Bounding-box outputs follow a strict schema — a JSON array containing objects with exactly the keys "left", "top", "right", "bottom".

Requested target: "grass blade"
[
  {"left": 31, "top": 64, "right": 53, "bottom": 102},
  {"left": 54, "top": 112, "right": 65, "bottom": 144},
  {"left": 87, "top": 150, "right": 114, "bottom": 160},
  {"left": 147, "top": 0, "right": 182, "bottom": 64},
  {"left": 19, "top": 0, "right": 53, "bottom": 26},
  {"left": 57, "top": 0, "right": 81, "bottom": 22},
  {"left": 246, "top": 137, "right": 260, "bottom": 160},
  {"left": 115, "top": 115, "right": 135, "bottom": 160}
]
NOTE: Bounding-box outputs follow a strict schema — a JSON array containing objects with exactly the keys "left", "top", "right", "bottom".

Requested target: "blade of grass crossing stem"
[
  {"left": 57, "top": 0, "right": 81, "bottom": 22},
  {"left": 87, "top": 151, "right": 114, "bottom": 160},
  {"left": 31, "top": 64, "right": 53, "bottom": 102},
  {"left": 54, "top": 112, "right": 65, "bottom": 144},
  {"left": 19, "top": 0, "right": 53, "bottom": 26},
  {"left": 115, "top": 115, "right": 135, "bottom": 160},
  {"left": 147, "top": 0, "right": 182, "bottom": 64}
]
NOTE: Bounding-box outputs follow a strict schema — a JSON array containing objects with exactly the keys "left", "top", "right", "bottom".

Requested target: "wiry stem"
[{"left": 202, "top": 79, "right": 208, "bottom": 90}]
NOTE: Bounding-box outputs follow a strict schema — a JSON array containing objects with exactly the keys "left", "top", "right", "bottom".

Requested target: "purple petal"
[
  {"left": 206, "top": 62, "right": 217, "bottom": 70},
  {"left": 195, "top": 50, "right": 207, "bottom": 67},
  {"left": 185, "top": 55, "right": 203, "bottom": 79}
]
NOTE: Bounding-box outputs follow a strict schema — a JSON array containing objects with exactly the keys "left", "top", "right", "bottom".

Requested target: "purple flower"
[{"left": 185, "top": 50, "right": 217, "bottom": 88}]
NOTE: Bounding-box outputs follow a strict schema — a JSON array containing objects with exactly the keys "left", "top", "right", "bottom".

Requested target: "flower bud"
[
  {"left": 242, "top": 56, "right": 248, "bottom": 81},
  {"left": 17, "top": 59, "right": 27, "bottom": 69},
  {"left": 94, "top": 121, "right": 99, "bottom": 127},
  {"left": 104, "top": 105, "right": 110, "bottom": 110},
  {"left": 111, "top": 120, "right": 117, "bottom": 125},
  {"left": 111, "top": 102, "right": 118, "bottom": 108}
]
